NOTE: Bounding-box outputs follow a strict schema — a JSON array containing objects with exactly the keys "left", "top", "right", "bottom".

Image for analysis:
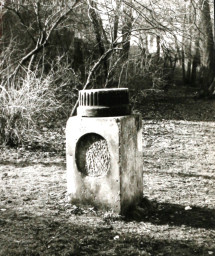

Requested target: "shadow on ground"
[
  {"left": 0, "top": 160, "right": 66, "bottom": 168},
  {"left": 0, "top": 206, "right": 214, "bottom": 256},
  {"left": 128, "top": 198, "right": 215, "bottom": 230}
]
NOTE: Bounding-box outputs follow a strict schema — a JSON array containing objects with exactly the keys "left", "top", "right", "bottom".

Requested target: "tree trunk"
[
  {"left": 181, "top": 47, "right": 186, "bottom": 83},
  {"left": 121, "top": 1, "right": 133, "bottom": 61},
  {"left": 113, "top": 0, "right": 121, "bottom": 45},
  {"left": 208, "top": 0, "right": 215, "bottom": 94},
  {"left": 87, "top": 0, "right": 109, "bottom": 86},
  {"left": 191, "top": 33, "right": 200, "bottom": 86},
  {"left": 199, "top": 0, "right": 214, "bottom": 93},
  {"left": 156, "top": 35, "right": 160, "bottom": 60},
  {"left": 181, "top": 10, "right": 187, "bottom": 85},
  {"left": 181, "top": 1, "right": 194, "bottom": 85}
]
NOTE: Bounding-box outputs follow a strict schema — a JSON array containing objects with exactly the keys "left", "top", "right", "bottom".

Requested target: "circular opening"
[{"left": 75, "top": 133, "right": 111, "bottom": 177}]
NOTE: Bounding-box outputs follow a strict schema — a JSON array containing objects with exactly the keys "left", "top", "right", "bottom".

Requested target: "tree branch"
[
  {"left": 71, "top": 47, "right": 121, "bottom": 116},
  {"left": 8, "top": 0, "right": 82, "bottom": 80},
  {"left": 5, "top": 6, "right": 36, "bottom": 44}
]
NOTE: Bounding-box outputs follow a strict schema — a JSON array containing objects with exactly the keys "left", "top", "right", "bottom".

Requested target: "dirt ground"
[{"left": 0, "top": 87, "right": 215, "bottom": 256}]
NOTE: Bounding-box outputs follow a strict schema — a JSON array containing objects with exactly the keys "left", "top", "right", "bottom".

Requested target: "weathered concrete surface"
[
  {"left": 119, "top": 115, "right": 143, "bottom": 214},
  {"left": 66, "top": 114, "right": 143, "bottom": 215}
]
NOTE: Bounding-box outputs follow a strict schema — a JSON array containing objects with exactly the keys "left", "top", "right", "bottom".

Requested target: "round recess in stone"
[
  {"left": 77, "top": 88, "right": 131, "bottom": 117},
  {"left": 75, "top": 133, "right": 111, "bottom": 177}
]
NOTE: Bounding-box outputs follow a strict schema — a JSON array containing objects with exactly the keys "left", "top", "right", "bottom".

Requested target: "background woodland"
[{"left": 0, "top": 0, "right": 215, "bottom": 146}]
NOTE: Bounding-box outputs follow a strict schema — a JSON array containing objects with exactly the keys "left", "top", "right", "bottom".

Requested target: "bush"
[{"left": 0, "top": 72, "right": 61, "bottom": 146}]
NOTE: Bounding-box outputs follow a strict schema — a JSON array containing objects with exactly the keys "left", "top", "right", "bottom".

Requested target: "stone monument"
[{"left": 66, "top": 88, "right": 143, "bottom": 215}]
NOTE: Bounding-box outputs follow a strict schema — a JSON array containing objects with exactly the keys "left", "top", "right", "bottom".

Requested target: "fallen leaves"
[{"left": 1, "top": 87, "right": 215, "bottom": 255}]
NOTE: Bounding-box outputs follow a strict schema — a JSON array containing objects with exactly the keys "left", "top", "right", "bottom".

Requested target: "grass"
[{"left": 0, "top": 86, "right": 215, "bottom": 255}]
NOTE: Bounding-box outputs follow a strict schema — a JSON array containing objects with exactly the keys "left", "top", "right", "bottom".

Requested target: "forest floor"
[{"left": 0, "top": 86, "right": 215, "bottom": 256}]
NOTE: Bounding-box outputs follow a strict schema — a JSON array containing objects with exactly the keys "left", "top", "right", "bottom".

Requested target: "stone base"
[{"left": 66, "top": 114, "right": 143, "bottom": 215}]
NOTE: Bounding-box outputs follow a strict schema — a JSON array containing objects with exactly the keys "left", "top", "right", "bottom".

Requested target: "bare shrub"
[
  {"left": 0, "top": 71, "right": 60, "bottom": 146},
  {"left": 0, "top": 50, "right": 81, "bottom": 147}
]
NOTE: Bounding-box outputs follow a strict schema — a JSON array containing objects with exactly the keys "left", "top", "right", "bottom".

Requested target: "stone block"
[{"left": 66, "top": 114, "right": 143, "bottom": 215}]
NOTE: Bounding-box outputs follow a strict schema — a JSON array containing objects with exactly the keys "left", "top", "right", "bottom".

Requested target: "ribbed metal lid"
[{"left": 77, "top": 88, "right": 131, "bottom": 117}]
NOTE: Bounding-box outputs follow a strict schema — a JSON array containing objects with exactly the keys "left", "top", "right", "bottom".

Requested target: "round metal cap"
[{"left": 77, "top": 88, "right": 131, "bottom": 117}]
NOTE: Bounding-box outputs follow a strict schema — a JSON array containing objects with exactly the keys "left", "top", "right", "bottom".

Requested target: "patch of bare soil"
[{"left": 1, "top": 87, "right": 215, "bottom": 255}]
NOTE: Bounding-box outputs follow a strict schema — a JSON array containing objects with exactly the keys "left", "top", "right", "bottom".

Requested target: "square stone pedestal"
[{"left": 66, "top": 114, "right": 143, "bottom": 215}]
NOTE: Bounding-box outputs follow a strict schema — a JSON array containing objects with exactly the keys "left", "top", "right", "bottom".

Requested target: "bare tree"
[
  {"left": 87, "top": 0, "right": 109, "bottom": 86},
  {"left": 3, "top": 0, "right": 82, "bottom": 81}
]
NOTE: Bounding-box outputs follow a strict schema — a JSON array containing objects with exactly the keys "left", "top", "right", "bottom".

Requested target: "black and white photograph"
[{"left": 0, "top": 0, "right": 215, "bottom": 255}]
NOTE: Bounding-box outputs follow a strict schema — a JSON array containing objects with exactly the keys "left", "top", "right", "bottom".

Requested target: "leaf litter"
[{"left": 0, "top": 87, "right": 215, "bottom": 255}]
